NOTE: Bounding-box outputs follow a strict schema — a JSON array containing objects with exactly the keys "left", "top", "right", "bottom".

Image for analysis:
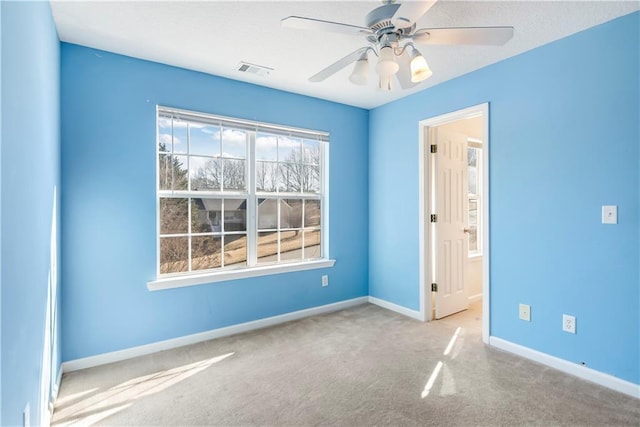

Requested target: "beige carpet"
[{"left": 52, "top": 301, "right": 640, "bottom": 426}]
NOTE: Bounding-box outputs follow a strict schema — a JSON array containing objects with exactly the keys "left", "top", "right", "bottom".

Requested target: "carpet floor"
[{"left": 52, "top": 301, "right": 640, "bottom": 426}]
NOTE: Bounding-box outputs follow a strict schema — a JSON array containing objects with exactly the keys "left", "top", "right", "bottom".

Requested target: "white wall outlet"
[
  {"left": 23, "top": 402, "right": 30, "bottom": 427},
  {"left": 563, "top": 314, "right": 576, "bottom": 334},
  {"left": 519, "top": 304, "right": 531, "bottom": 321},
  {"left": 321, "top": 275, "right": 329, "bottom": 287},
  {"left": 602, "top": 205, "right": 617, "bottom": 224}
]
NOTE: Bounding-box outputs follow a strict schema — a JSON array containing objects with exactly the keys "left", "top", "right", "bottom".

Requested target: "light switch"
[{"left": 602, "top": 205, "right": 617, "bottom": 224}]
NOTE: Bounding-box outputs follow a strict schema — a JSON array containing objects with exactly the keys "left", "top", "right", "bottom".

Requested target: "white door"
[{"left": 433, "top": 128, "right": 469, "bottom": 319}]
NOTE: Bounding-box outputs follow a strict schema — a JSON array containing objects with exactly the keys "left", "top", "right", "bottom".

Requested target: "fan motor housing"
[
  {"left": 365, "top": 4, "right": 398, "bottom": 30},
  {"left": 366, "top": 3, "right": 414, "bottom": 42}
]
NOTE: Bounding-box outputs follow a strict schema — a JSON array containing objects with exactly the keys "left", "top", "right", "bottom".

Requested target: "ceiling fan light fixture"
[
  {"left": 409, "top": 48, "right": 432, "bottom": 83},
  {"left": 376, "top": 45, "right": 399, "bottom": 78},
  {"left": 349, "top": 56, "right": 369, "bottom": 86}
]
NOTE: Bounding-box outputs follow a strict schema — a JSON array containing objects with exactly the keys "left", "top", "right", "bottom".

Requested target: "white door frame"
[{"left": 418, "top": 103, "right": 491, "bottom": 344}]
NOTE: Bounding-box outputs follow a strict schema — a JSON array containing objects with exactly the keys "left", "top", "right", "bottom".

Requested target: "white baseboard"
[
  {"left": 468, "top": 293, "right": 482, "bottom": 303},
  {"left": 54, "top": 367, "right": 62, "bottom": 398},
  {"left": 489, "top": 336, "right": 640, "bottom": 399},
  {"left": 45, "top": 367, "right": 63, "bottom": 426},
  {"left": 368, "top": 296, "right": 423, "bottom": 321},
  {"left": 62, "top": 296, "right": 368, "bottom": 373}
]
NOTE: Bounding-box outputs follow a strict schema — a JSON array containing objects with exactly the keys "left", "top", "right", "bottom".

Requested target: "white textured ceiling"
[{"left": 51, "top": 1, "right": 639, "bottom": 109}]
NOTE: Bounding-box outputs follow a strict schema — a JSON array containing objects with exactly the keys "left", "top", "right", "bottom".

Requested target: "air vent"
[{"left": 235, "top": 61, "right": 273, "bottom": 77}]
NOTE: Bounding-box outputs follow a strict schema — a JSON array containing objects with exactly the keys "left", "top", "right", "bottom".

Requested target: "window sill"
[
  {"left": 147, "top": 259, "right": 336, "bottom": 291},
  {"left": 469, "top": 253, "right": 483, "bottom": 260}
]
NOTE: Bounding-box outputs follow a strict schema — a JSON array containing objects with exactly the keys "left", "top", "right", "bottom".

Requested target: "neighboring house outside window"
[{"left": 155, "top": 106, "right": 329, "bottom": 281}]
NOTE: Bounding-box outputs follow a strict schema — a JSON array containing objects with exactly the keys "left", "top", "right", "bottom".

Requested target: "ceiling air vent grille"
[{"left": 235, "top": 61, "right": 273, "bottom": 77}]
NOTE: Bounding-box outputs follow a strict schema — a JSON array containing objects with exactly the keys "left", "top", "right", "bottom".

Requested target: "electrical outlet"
[
  {"left": 563, "top": 314, "right": 576, "bottom": 334},
  {"left": 321, "top": 275, "right": 329, "bottom": 287},
  {"left": 602, "top": 205, "right": 617, "bottom": 224},
  {"left": 519, "top": 304, "right": 531, "bottom": 321}
]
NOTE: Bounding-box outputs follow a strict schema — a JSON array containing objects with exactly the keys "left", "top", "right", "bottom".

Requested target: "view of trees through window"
[{"left": 157, "top": 110, "right": 325, "bottom": 275}]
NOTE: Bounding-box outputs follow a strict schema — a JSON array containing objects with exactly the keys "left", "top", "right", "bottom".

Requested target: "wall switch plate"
[
  {"left": 602, "top": 205, "right": 617, "bottom": 224},
  {"left": 519, "top": 304, "right": 531, "bottom": 321},
  {"left": 321, "top": 275, "right": 328, "bottom": 287},
  {"left": 563, "top": 314, "right": 576, "bottom": 334}
]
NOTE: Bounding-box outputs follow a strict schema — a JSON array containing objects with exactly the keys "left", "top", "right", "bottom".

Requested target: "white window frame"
[
  {"left": 148, "top": 106, "right": 334, "bottom": 291},
  {"left": 467, "top": 139, "right": 482, "bottom": 257}
]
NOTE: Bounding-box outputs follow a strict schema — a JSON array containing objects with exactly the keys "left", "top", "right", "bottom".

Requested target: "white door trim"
[{"left": 418, "top": 103, "right": 491, "bottom": 344}]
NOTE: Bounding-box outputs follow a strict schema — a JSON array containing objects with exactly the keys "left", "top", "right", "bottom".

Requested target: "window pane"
[
  {"left": 173, "top": 155, "right": 188, "bottom": 190},
  {"left": 224, "top": 199, "right": 247, "bottom": 232},
  {"left": 160, "top": 198, "right": 188, "bottom": 234},
  {"left": 222, "top": 128, "right": 247, "bottom": 159},
  {"left": 190, "top": 124, "right": 220, "bottom": 157},
  {"left": 303, "top": 165, "right": 321, "bottom": 193},
  {"left": 190, "top": 157, "right": 221, "bottom": 191},
  {"left": 278, "top": 136, "right": 301, "bottom": 162},
  {"left": 281, "top": 199, "right": 302, "bottom": 229},
  {"left": 468, "top": 199, "right": 478, "bottom": 253},
  {"left": 224, "top": 234, "right": 247, "bottom": 267},
  {"left": 279, "top": 163, "right": 302, "bottom": 193},
  {"left": 303, "top": 140, "right": 320, "bottom": 165},
  {"left": 191, "top": 198, "right": 222, "bottom": 233},
  {"left": 257, "top": 231, "right": 278, "bottom": 263},
  {"left": 304, "top": 200, "right": 321, "bottom": 227},
  {"left": 191, "top": 236, "right": 221, "bottom": 271},
  {"left": 172, "top": 120, "right": 188, "bottom": 154},
  {"left": 158, "top": 118, "right": 172, "bottom": 153},
  {"left": 159, "top": 155, "right": 188, "bottom": 191},
  {"left": 468, "top": 147, "right": 477, "bottom": 168},
  {"left": 256, "top": 133, "right": 278, "bottom": 161},
  {"left": 222, "top": 159, "right": 246, "bottom": 191},
  {"left": 469, "top": 229, "right": 478, "bottom": 253},
  {"left": 469, "top": 199, "right": 478, "bottom": 227},
  {"left": 468, "top": 166, "right": 478, "bottom": 195},
  {"left": 158, "top": 153, "right": 172, "bottom": 190},
  {"left": 280, "top": 229, "right": 302, "bottom": 261},
  {"left": 160, "top": 237, "right": 188, "bottom": 273},
  {"left": 258, "top": 198, "right": 278, "bottom": 230},
  {"left": 303, "top": 229, "right": 321, "bottom": 259},
  {"left": 256, "top": 161, "right": 278, "bottom": 192}
]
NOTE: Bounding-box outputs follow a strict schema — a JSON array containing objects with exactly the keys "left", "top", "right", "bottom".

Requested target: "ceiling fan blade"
[
  {"left": 412, "top": 26, "right": 514, "bottom": 45},
  {"left": 394, "top": 48, "right": 421, "bottom": 90},
  {"left": 392, "top": 0, "right": 438, "bottom": 28},
  {"left": 309, "top": 47, "right": 370, "bottom": 83},
  {"left": 281, "top": 16, "right": 373, "bottom": 36}
]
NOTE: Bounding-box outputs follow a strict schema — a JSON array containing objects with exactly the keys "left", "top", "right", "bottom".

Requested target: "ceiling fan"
[{"left": 281, "top": 0, "right": 514, "bottom": 91}]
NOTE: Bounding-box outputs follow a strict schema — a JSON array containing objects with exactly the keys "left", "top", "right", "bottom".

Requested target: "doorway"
[{"left": 418, "top": 103, "right": 490, "bottom": 344}]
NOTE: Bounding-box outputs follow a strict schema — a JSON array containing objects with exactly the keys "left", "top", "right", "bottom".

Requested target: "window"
[
  {"left": 155, "top": 106, "right": 329, "bottom": 284},
  {"left": 467, "top": 141, "right": 481, "bottom": 256}
]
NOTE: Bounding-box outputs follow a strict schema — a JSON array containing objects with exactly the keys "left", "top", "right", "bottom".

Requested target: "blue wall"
[
  {"left": 61, "top": 44, "right": 369, "bottom": 361},
  {"left": 1, "top": 1, "right": 61, "bottom": 425},
  {"left": 369, "top": 12, "right": 639, "bottom": 384}
]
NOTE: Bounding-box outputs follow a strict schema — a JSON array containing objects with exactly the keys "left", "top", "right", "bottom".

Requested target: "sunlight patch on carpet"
[
  {"left": 421, "top": 361, "right": 443, "bottom": 398},
  {"left": 52, "top": 352, "right": 234, "bottom": 426}
]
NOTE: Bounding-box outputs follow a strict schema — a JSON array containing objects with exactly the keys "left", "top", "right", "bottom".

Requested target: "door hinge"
[
  {"left": 430, "top": 214, "right": 438, "bottom": 223},
  {"left": 431, "top": 283, "right": 438, "bottom": 292},
  {"left": 430, "top": 144, "right": 438, "bottom": 153}
]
